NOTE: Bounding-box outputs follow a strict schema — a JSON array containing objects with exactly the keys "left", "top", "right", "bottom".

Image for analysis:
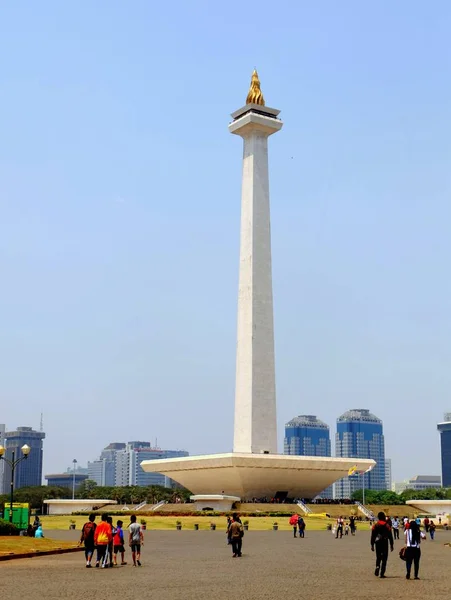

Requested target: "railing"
[
  {"left": 355, "top": 501, "right": 375, "bottom": 519},
  {"left": 150, "top": 500, "right": 166, "bottom": 511},
  {"left": 297, "top": 500, "right": 312, "bottom": 514},
  {"left": 133, "top": 501, "right": 147, "bottom": 511}
]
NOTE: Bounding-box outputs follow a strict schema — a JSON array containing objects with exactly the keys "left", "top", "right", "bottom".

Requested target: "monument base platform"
[
  {"left": 141, "top": 453, "right": 375, "bottom": 500},
  {"left": 190, "top": 495, "right": 241, "bottom": 511}
]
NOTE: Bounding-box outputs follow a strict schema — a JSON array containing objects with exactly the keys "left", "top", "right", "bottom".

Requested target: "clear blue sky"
[{"left": 1, "top": 1, "right": 450, "bottom": 483}]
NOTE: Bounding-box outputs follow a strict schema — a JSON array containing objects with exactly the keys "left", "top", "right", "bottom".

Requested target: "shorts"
[
  {"left": 114, "top": 545, "right": 124, "bottom": 554},
  {"left": 130, "top": 544, "right": 141, "bottom": 553}
]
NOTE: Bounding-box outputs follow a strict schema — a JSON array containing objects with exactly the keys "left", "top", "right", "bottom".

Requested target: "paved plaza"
[{"left": 1, "top": 529, "right": 451, "bottom": 600}]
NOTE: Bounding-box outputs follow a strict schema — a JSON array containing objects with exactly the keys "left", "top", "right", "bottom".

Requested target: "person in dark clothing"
[
  {"left": 298, "top": 517, "right": 306, "bottom": 538},
  {"left": 404, "top": 520, "right": 425, "bottom": 579},
  {"left": 349, "top": 516, "right": 356, "bottom": 536},
  {"left": 229, "top": 514, "right": 244, "bottom": 557},
  {"left": 370, "top": 511, "right": 394, "bottom": 578}
]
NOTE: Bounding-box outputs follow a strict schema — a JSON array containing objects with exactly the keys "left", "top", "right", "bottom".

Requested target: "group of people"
[
  {"left": 79, "top": 513, "right": 144, "bottom": 568},
  {"left": 289, "top": 514, "right": 306, "bottom": 538},
  {"left": 371, "top": 511, "right": 428, "bottom": 580},
  {"left": 334, "top": 516, "right": 357, "bottom": 537},
  {"left": 26, "top": 516, "right": 44, "bottom": 538}
]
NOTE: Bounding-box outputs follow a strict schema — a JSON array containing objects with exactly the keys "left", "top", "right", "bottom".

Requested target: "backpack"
[
  {"left": 289, "top": 516, "right": 298, "bottom": 526},
  {"left": 82, "top": 521, "right": 96, "bottom": 542}
]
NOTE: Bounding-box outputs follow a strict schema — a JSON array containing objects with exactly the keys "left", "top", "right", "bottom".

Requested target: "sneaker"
[
  {"left": 86, "top": 564, "right": 92, "bottom": 568},
  {"left": 414, "top": 577, "right": 420, "bottom": 580},
  {"left": 121, "top": 562, "right": 127, "bottom": 565},
  {"left": 137, "top": 560, "right": 141, "bottom": 567},
  {"left": 374, "top": 567, "right": 380, "bottom": 577},
  {"left": 95, "top": 563, "right": 99, "bottom": 568},
  {"left": 406, "top": 574, "right": 410, "bottom": 580}
]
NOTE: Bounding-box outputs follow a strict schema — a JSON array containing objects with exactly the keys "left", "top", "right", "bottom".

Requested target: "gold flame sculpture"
[{"left": 246, "top": 69, "right": 265, "bottom": 106}]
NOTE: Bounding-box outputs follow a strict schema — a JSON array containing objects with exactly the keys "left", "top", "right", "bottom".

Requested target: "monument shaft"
[{"left": 229, "top": 97, "right": 283, "bottom": 454}]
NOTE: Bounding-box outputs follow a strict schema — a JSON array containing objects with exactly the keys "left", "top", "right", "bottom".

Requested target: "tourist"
[
  {"left": 345, "top": 522, "right": 349, "bottom": 536},
  {"left": 370, "top": 511, "right": 394, "bottom": 578},
  {"left": 129, "top": 514, "right": 144, "bottom": 567},
  {"left": 34, "top": 524, "right": 44, "bottom": 538},
  {"left": 429, "top": 520, "right": 436, "bottom": 541},
  {"left": 289, "top": 513, "right": 299, "bottom": 538},
  {"left": 79, "top": 513, "right": 97, "bottom": 568},
  {"left": 349, "top": 516, "right": 356, "bottom": 536},
  {"left": 336, "top": 516, "right": 344, "bottom": 539},
  {"left": 298, "top": 517, "right": 306, "bottom": 538},
  {"left": 107, "top": 516, "right": 114, "bottom": 567},
  {"left": 423, "top": 516, "right": 430, "bottom": 533},
  {"left": 405, "top": 520, "right": 426, "bottom": 580},
  {"left": 229, "top": 513, "right": 244, "bottom": 557},
  {"left": 94, "top": 514, "right": 113, "bottom": 568},
  {"left": 392, "top": 516, "right": 400, "bottom": 540},
  {"left": 113, "top": 520, "right": 127, "bottom": 565},
  {"left": 226, "top": 516, "right": 232, "bottom": 544}
]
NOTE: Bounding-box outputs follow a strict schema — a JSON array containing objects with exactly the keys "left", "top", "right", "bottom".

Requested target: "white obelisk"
[{"left": 229, "top": 70, "right": 283, "bottom": 454}]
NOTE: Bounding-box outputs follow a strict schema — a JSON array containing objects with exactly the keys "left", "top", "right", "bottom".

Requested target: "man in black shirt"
[{"left": 370, "top": 511, "right": 394, "bottom": 578}]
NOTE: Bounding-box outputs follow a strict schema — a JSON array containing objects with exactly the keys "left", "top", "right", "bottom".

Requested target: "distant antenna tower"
[{"left": 40, "top": 412, "right": 44, "bottom": 432}]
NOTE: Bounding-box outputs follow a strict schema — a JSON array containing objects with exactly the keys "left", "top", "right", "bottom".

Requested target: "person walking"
[
  {"left": 336, "top": 517, "right": 344, "bottom": 539},
  {"left": 229, "top": 513, "right": 244, "bottom": 557},
  {"left": 349, "top": 516, "right": 356, "bottom": 536},
  {"left": 392, "top": 517, "right": 400, "bottom": 540},
  {"left": 129, "top": 515, "right": 144, "bottom": 567},
  {"left": 429, "top": 520, "right": 436, "bottom": 541},
  {"left": 298, "top": 517, "right": 306, "bottom": 538},
  {"left": 370, "top": 511, "right": 394, "bottom": 578},
  {"left": 79, "top": 513, "right": 97, "bottom": 568},
  {"left": 405, "top": 520, "right": 426, "bottom": 579},
  {"left": 94, "top": 514, "right": 113, "bottom": 568},
  {"left": 113, "top": 520, "right": 127, "bottom": 565},
  {"left": 289, "top": 513, "right": 299, "bottom": 538},
  {"left": 423, "top": 517, "right": 430, "bottom": 533}
]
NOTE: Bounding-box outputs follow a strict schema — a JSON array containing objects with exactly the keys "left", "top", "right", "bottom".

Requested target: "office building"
[
  {"left": 385, "top": 458, "right": 392, "bottom": 491},
  {"left": 88, "top": 441, "right": 188, "bottom": 488},
  {"left": 45, "top": 472, "right": 88, "bottom": 489},
  {"left": 2, "top": 426, "right": 45, "bottom": 493},
  {"left": 437, "top": 413, "right": 451, "bottom": 487},
  {"left": 87, "top": 442, "right": 125, "bottom": 487},
  {"left": 335, "top": 409, "right": 386, "bottom": 499},
  {"left": 284, "top": 415, "right": 332, "bottom": 498},
  {"left": 392, "top": 475, "right": 441, "bottom": 494}
]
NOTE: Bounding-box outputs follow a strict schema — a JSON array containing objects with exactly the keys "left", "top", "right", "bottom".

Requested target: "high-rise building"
[
  {"left": 87, "top": 443, "right": 125, "bottom": 486},
  {"left": 284, "top": 415, "right": 332, "bottom": 498},
  {"left": 284, "top": 415, "right": 331, "bottom": 456},
  {"left": 2, "top": 426, "right": 45, "bottom": 493},
  {"left": 384, "top": 459, "right": 392, "bottom": 491},
  {"left": 88, "top": 441, "right": 189, "bottom": 488},
  {"left": 335, "top": 409, "right": 386, "bottom": 499},
  {"left": 437, "top": 413, "right": 451, "bottom": 487}
]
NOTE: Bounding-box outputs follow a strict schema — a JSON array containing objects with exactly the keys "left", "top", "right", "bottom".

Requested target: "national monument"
[{"left": 141, "top": 71, "right": 374, "bottom": 508}]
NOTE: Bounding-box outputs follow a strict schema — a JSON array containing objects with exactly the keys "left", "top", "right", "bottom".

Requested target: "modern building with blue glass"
[
  {"left": 437, "top": 413, "right": 451, "bottom": 487},
  {"left": 284, "top": 415, "right": 332, "bottom": 498},
  {"left": 335, "top": 409, "right": 386, "bottom": 499}
]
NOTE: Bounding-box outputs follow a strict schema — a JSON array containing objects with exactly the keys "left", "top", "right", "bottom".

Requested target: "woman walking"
[
  {"left": 404, "top": 520, "right": 426, "bottom": 580},
  {"left": 429, "top": 520, "right": 436, "bottom": 540}
]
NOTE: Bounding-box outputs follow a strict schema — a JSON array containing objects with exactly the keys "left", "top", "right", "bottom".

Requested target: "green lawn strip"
[{"left": 0, "top": 537, "right": 78, "bottom": 556}]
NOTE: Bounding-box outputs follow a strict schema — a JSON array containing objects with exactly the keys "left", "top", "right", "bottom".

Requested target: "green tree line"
[
  {"left": 0, "top": 481, "right": 191, "bottom": 509},
  {"left": 351, "top": 487, "right": 451, "bottom": 505}
]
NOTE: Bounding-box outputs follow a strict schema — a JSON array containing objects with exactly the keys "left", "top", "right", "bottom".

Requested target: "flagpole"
[{"left": 362, "top": 471, "right": 365, "bottom": 507}]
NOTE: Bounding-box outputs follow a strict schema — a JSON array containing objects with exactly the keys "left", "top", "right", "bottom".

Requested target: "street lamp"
[
  {"left": 72, "top": 459, "right": 77, "bottom": 500},
  {"left": 0, "top": 444, "right": 31, "bottom": 523}
]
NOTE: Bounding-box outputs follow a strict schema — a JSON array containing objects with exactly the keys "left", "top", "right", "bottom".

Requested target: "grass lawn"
[
  {"left": 0, "top": 537, "right": 78, "bottom": 556},
  {"left": 40, "top": 514, "right": 364, "bottom": 532}
]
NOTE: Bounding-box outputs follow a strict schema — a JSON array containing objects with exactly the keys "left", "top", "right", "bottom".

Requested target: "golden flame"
[{"left": 246, "top": 69, "right": 265, "bottom": 106}]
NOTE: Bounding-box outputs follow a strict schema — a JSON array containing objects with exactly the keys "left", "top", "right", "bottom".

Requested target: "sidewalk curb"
[{"left": 0, "top": 547, "right": 84, "bottom": 561}]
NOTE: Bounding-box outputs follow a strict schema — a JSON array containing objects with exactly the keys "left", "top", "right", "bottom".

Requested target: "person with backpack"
[
  {"left": 298, "top": 517, "right": 306, "bottom": 538},
  {"left": 404, "top": 520, "right": 426, "bottom": 579},
  {"left": 289, "top": 513, "right": 299, "bottom": 537},
  {"left": 79, "top": 513, "right": 97, "bottom": 568},
  {"left": 370, "top": 511, "right": 394, "bottom": 578},
  {"left": 113, "top": 520, "right": 127, "bottom": 566}
]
